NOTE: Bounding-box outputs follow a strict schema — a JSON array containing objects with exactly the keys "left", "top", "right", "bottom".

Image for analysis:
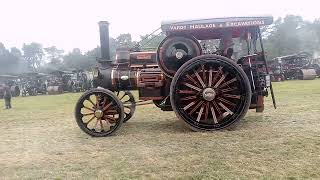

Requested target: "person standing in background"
[{"left": 3, "top": 85, "right": 12, "bottom": 109}]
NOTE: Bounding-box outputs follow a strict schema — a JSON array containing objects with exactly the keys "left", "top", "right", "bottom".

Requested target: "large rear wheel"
[{"left": 170, "top": 55, "right": 252, "bottom": 131}]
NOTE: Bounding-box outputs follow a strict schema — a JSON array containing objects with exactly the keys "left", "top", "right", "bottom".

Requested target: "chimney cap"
[{"left": 98, "top": 21, "right": 109, "bottom": 25}]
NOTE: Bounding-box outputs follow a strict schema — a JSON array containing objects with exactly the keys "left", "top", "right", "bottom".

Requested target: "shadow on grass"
[{"left": 117, "top": 114, "right": 262, "bottom": 137}]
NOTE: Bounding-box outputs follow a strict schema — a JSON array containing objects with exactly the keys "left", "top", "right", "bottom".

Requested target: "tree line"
[{"left": 0, "top": 14, "right": 319, "bottom": 75}]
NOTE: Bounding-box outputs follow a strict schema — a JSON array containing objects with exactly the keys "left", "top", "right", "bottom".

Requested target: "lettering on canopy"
[{"left": 168, "top": 20, "right": 266, "bottom": 31}]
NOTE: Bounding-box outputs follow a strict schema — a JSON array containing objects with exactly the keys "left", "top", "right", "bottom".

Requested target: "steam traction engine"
[
  {"left": 273, "top": 53, "right": 317, "bottom": 80},
  {"left": 75, "top": 16, "right": 276, "bottom": 137}
]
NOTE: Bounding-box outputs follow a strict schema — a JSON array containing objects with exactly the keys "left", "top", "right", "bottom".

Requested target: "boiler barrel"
[{"left": 93, "top": 68, "right": 138, "bottom": 91}]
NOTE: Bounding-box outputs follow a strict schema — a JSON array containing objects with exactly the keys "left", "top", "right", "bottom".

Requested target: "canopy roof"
[{"left": 161, "top": 16, "right": 273, "bottom": 40}]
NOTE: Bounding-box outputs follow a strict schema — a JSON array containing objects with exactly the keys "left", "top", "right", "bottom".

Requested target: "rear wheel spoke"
[
  {"left": 212, "top": 66, "right": 223, "bottom": 85},
  {"left": 220, "top": 78, "right": 237, "bottom": 88},
  {"left": 220, "top": 87, "right": 238, "bottom": 93},
  {"left": 201, "top": 64, "right": 207, "bottom": 86},
  {"left": 189, "top": 101, "right": 204, "bottom": 115},
  {"left": 208, "top": 67, "right": 213, "bottom": 87},
  {"left": 186, "top": 74, "right": 201, "bottom": 87},
  {"left": 196, "top": 105, "right": 205, "bottom": 122},
  {"left": 177, "top": 89, "right": 197, "bottom": 94},
  {"left": 194, "top": 70, "right": 206, "bottom": 88},
  {"left": 218, "top": 102, "right": 234, "bottom": 115},
  {"left": 210, "top": 104, "right": 218, "bottom": 124},
  {"left": 212, "top": 101, "right": 222, "bottom": 115},
  {"left": 223, "top": 94, "right": 241, "bottom": 99},
  {"left": 183, "top": 101, "right": 197, "bottom": 111},
  {"left": 217, "top": 97, "right": 236, "bottom": 107},
  {"left": 214, "top": 72, "right": 229, "bottom": 88},
  {"left": 204, "top": 102, "right": 209, "bottom": 122},
  {"left": 180, "top": 95, "right": 198, "bottom": 101},
  {"left": 183, "top": 82, "right": 202, "bottom": 92}
]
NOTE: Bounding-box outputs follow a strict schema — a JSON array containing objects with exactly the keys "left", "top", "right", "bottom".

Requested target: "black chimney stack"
[{"left": 98, "top": 21, "right": 110, "bottom": 60}]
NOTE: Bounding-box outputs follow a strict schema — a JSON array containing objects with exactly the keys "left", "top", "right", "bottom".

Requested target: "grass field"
[{"left": 1, "top": 79, "right": 320, "bottom": 179}]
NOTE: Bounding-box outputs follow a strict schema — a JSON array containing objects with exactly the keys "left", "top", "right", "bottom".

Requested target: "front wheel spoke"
[
  {"left": 183, "top": 82, "right": 202, "bottom": 92},
  {"left": 180, "top": 95, "right": 198, "bottom": 101},
  {"left": 119, "top": 93, "right": 126, "bottom": 100},
  {"left": 101, "top": 97, "right": 107, "bottom": 107},
  {"left": 223, "top": 94, "right": 241, "bottom": 99},
  {"left": 194, "top": 70, "right": 206, "bottom": 88},
  {"left": 82, "top": 112, "right": 94, "bottom": 116},
  {"left": 87, "top": 98, "right": 96, "bottom": 108},
  {"left": 105, "top": 109, "right": 117, "bottom": 113},
  {"left": 196, "top": 105, "right": 205, "bottom": 122},
  {"left": 218, "top": 102, "right": 234, "bottom": 115},
  {"left": 220, "top": 78, "right": 237, "bottom": 88},
  {"left": 102, "top": 102, "right": 113, "bottom": 111},
  {"left": 94, "top": 118, "right": 100, "bottom": 129},
  {"left": 214, "top": 72, "right": 229, "bottom": 88},
  {"left": 99, "top": 119, "right": 104, "bottom": 130},
  {"left": 105, "top": 115, "right": 117, "bottom": 123},
  {"left": 123, "top": 105, "right": 132, "bottom": 108},
  {"left": 122, "top": 99, "right": 133, "bottom": 104},
  {"left": 189, "top": 101, "right": 204, "bottom": 115},
  {"left": 95, "top": 95, "right": 101, "bottom": 109},
  {"left": 85, "top": 116, "right": 96, "bottom": 125},
  {"left": 82, "top": 106, "right": 95, "bottom": 112}
]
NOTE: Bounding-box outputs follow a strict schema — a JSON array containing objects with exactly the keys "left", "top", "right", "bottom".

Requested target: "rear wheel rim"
[{"left": 171, "top": 56, "right": 251, "bottom": 130}]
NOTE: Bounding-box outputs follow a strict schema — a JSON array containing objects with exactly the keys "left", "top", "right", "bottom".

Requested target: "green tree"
[
  {"left": 22, "top": 42, "right": 44, "bottom": 72},
  {"left": 0, "top": 43, "right": 26, "bottom": 74},
  {"left": 63, "top": 48, "right": 95, "bottom": 70},
  {"left": 44, "top": 46, "right": 64, "bottom": 65}
]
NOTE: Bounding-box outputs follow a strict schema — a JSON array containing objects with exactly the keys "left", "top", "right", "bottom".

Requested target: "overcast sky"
[{"left": 0, "top": 0, "right": 318, "bottom": 53}]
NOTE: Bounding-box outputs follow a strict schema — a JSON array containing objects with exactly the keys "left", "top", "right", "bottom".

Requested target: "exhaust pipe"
[{"left": 98, "top": 21, "right": 111, "bottom": 61}]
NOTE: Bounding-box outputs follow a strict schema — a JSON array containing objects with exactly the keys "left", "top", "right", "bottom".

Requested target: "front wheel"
[
  {"left": 170, "top": 55, "right": 252, "bottom": 131},
  {"left": 75, "top": 88, "right": 124, "bottom": 137}
]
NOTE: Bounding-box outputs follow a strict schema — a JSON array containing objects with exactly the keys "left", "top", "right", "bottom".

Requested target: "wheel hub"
[
  {"left": 94, "top": 110, "right": 104, "bottom": 118},
  {"left": 202, "top": 88, "right": 216, "bottom": 101},
  {"left": 175, "top": 51, "right": 184, "bottom": 60}
]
